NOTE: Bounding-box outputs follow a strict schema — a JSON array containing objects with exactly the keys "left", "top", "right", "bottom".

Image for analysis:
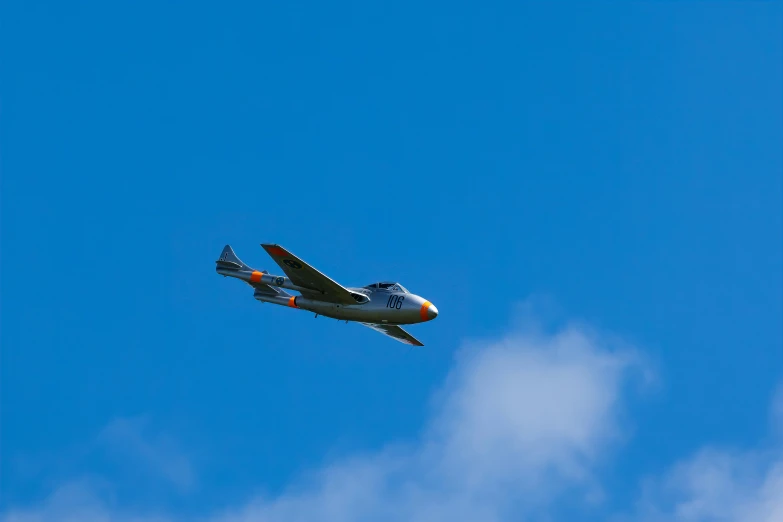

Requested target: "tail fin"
[
  {"left": 216, "top": 245, "right": 250, "bottom": 270},
  {"left": 216, "top": 244, "right": 283, "bottom": 296}
]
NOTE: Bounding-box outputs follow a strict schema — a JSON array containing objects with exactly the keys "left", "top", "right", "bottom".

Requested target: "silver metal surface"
[{"left": 216, "top": 244, "right": 438, "bottom": 345}]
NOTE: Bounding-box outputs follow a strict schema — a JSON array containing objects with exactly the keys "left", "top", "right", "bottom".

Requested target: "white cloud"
[
  {"left": 212, "top": 323, "right": 642, "bottom": 522},
  {"left": 1, "top": 479, "right": 172, "bottom": 522},
  {"left": 3, "top": 317, "right": 642, "bottom": 522},
  {"left": 97, "top": 416, "right": 196, "bottom": 492},
  {"left": 4, "top": 312, "right": 780, "bottom": 522},
  {"left": 633, "top": 387, "right": 783, "bottom": 522},
  {"left": 1, "top": 417, "right": 194, "bottom": 522},
  {"left": 634, "top": 449, "right": 783, "bottom": 522}
]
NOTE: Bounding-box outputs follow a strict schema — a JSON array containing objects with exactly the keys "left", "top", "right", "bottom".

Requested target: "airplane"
[{"left": 215, "top": 244, "right": 439, "bottom": 346}]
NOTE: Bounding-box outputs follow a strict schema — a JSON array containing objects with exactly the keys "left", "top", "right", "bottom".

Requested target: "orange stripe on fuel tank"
[
  {"left": 288, "top": 296, "right": 298, "bottom": 308},
  {"left": 420, "top": 301, "right": 432, "bottom": 321},
  {"left": 250, "top": 271, "right": 263, "bottom": 283}
]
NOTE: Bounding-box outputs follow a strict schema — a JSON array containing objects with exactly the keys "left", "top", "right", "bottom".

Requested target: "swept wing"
[
  {"left": 361, "top": 323, "right": 424, "bottom": 346},
  {"left": 260, "top": 243, "right": 356, "bottom": 305}
]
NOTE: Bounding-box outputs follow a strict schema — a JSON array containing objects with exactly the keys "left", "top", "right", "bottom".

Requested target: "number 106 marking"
[{"left": 387, "top": 295, "right": 405, "bottom": 309}]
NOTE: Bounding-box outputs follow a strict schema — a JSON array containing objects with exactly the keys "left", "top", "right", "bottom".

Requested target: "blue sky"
[{"left": 1, "top": 1, "right": 781, "bottom": 521}]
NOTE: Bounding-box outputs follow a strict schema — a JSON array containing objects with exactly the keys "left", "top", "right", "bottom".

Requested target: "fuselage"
[
  {"left": 253, "top": 285, "right": 438, "bottom": 325},
  {"left": 216, "top": 259, "right": 438, "bottom": 326}
]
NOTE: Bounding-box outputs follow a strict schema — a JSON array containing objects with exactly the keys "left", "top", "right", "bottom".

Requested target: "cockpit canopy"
[{"left": 364, "top": 281, "right": 409, "bottom": 293}]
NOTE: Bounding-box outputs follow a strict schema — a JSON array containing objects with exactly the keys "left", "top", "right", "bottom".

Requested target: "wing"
[
  {"left": 360, "top": 323, "right": 424, "bottom": 346},
  {"left": 261, "top": 244, "right": 356, "bottom": 304}
]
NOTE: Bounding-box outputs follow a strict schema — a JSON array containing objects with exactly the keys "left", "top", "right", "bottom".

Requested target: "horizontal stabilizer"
[{"left": 254, "top": 285, "right": 289, "bottom": 298}]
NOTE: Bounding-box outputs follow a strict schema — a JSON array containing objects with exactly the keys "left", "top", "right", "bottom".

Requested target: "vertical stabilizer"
[{"left": 216, "top": 245, "right": 250, "bottom": 270}]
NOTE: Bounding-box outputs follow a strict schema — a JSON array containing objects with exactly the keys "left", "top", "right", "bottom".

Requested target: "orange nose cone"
[{"left": 420, "top": 301, "right": 439, "bottom": 321}]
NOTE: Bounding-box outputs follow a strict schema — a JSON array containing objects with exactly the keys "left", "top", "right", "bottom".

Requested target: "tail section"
[
  {"left": 216, "top": 245, "right": 251, "bottom": 271},
  {"left": 215, "top": 244, "right": 289, "bottom": 297}
]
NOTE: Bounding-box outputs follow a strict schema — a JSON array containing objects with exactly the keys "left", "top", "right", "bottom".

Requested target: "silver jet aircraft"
[{"left": 215, "top": 244, "right": 438, "bottom": 346}]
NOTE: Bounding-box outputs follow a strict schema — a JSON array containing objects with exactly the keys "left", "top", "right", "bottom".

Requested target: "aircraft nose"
[{"left": 421, "top": 301, "right": 439, "bottom": 321}]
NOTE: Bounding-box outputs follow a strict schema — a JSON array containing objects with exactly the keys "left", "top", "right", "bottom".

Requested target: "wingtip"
[{"left": 262, "top": 244, "right": 290, "bottom": 257}]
